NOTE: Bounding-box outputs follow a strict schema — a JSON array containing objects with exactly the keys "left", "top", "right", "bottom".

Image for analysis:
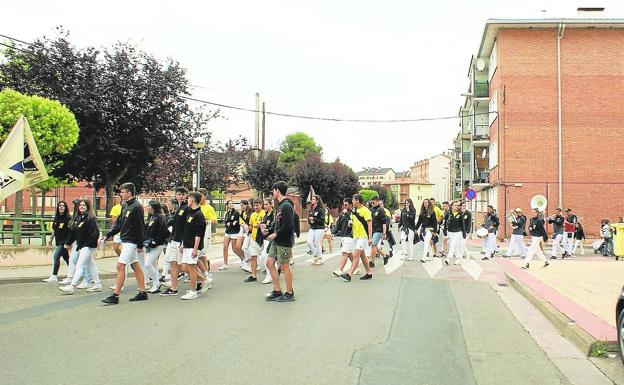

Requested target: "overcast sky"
[{"left": 4, "top": 0, "right": 623, "bottom": 173}]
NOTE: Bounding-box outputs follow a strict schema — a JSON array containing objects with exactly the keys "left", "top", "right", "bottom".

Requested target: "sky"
[{"left": 3, "top": 0, "right": 624, "bottom": 173}]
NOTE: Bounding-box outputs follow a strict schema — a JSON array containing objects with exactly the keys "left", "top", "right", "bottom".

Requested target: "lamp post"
[{"left": 192, "top": 136, "right": 206, "bottom": 190}]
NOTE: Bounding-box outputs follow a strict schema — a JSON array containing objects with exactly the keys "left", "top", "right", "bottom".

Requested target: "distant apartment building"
[
  {"left": 383, "top": 173, "right": 434, "bottom": 206},
  {"left": 410, "top": 154, "right": 451, "bottom": 202},
  {"left": 357, "top": 168, "right": 395, "bottom": 188},
  {"left": 454, "top": 13, "right": 624, "bottom": 237}
]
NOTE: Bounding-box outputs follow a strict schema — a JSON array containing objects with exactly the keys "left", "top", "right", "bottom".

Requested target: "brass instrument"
[
  {"left": 506, "top": 211, "right": 516, "bottom": 222},
  {"left": 530, "top": 195, "right": 548, "bottom": 212}
]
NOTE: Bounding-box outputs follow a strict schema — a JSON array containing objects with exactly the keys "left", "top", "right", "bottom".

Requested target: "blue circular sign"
[{"left": 465, "top": 188, "right": 476, "bottom": 201}]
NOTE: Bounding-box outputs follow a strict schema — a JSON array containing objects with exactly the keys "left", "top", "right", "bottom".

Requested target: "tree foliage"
[
  {"left": 0, "top": 30, "right": 212, "bottom": 213},
  {"left": 367, "top": 185, "right": 398, "bottom": 210},
  {"left": 243, "top": 151, "right": 290, "bottom": 197},
  {"left": 358, "top": 189, "right": 379, "bottom": 203},
  {"left": 200, "top": 137, "right": 251, "bottom": 194},
  {"left": 292, "top": 156, "right": 359, "bottom": 209},
  {"left": 278, "top": 132, "right": 322, "bottom": 169}
]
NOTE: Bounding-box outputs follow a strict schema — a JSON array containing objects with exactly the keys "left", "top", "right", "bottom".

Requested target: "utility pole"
[
  {"left": 255, "top": 93, "right": 260, "bottom": 159},
  {"left": 261, "top": 102, "right": 266, "bottom": 158}
]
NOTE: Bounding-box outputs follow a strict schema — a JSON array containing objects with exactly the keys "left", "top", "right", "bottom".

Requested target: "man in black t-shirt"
[{"left": 179, "top": 191, "right": 207, "bottom": 300}]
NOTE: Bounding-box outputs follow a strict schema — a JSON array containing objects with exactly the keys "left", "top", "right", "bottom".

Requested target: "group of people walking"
[{"left": 45, "top": 181, "right": 298, "bottom": 304}]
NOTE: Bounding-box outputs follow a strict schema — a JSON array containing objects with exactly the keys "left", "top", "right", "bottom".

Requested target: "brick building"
[{"left": 456, "top": 17, "right": 624, "bottom": 238}]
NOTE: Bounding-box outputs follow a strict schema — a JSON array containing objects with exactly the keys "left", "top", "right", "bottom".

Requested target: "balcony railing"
[
  {"left": 474, "top": 80, "right": 489, "bottom": 97},
  {"left": 472, "top": 133, "right": 489, "bottom": 142}
]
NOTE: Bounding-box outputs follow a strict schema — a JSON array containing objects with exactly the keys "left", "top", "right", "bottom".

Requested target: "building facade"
[
  {"left": 456, "top": 17, "right": 624, "bottom": 238},
  {"left": 410, "top": 154, "right": 451, "bottom": 201},
  {"left": 357, "top": 168, "right": 395, "bottom": 188},
  {"left": 383, "top": 177, "right": 434, "bottom": 207}
]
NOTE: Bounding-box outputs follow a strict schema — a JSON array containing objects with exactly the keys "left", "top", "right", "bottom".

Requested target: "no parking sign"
[{"left": 465, "top": 188, "right": 476, "bottom": 201}]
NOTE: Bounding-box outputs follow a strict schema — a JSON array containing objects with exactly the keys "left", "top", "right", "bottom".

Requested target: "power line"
[
  {"left": 0, "top": 33, "right": 32, "bottom": 46},
  {"left": 0, "top": 42, "right": 31, "bottom": 54}
]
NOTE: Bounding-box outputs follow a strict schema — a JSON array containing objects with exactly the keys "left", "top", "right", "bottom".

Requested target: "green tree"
[
  {"left": 0, "top": 89, "right": 79, "bottom": 222},
  {"left": 243, "top": 151, "right": 290, "bottom": 198},
  {"left": 278, "top": 132, "right": 322, "bottom": 169},
  {"left": 358, "top": 189, "right": 379, "bottom": 203}
]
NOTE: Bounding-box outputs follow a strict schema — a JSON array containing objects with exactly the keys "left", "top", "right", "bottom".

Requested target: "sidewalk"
[{"left": 0, "top": 231, "right": 310, "bottom": 284}]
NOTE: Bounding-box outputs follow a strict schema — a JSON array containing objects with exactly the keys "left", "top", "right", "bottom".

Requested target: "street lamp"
[{"left": 192, "top": 136, "right": 206, "bottom": 190}]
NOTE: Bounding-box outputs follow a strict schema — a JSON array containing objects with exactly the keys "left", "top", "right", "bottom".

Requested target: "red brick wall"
[{"left": 492, "top": 28, "right": 624, "bottom": 238}]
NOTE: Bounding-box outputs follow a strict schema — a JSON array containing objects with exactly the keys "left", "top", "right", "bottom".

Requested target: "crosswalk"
[{"left": 206, "top": 240, "right": 487, "bottom": 281}]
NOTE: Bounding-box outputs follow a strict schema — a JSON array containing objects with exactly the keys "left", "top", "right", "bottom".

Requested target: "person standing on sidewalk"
[
  {"left": 398, "top": 199, "right": 417, "bottom": 260},
  {"left": 506, "top": 208, "right": 528, "bottom": 259},
  {"left": 58, "top": 199, "right": 102, "bottom": 294},
  {"left": 481, "top": 205, "right": 499, "bottom": 260},
  {"left": 369, "top": 196, "right": 387, "bottom": 269},
  {"left": 416, "top": 199, "right": 438, "bottom": 263},
  {"left": 265, "top": 181, "right": 296, "bottom": 302},
  {"left": 332, "top": 198, "right": 355, "bottom": 277},
  {"left": 562, "top": 208, "right": 578, "bottom": 258},
  {"left": 340, "top": 194, "right": 374, "bottom": 282},
  {"left": 548, "top": 208, "right": 565, "bottom": 259},
  {"left": 101, "top": 183, "right": 148, "bottom": 305},
  {"left": 522, "top": 208, "right": 550, "bottom": 269},
  {"left": 307, "top": 195, "right": 326, "bottom": 265},
  {"left": 44, "top": 201, "right": 71, "bottom": 283}
]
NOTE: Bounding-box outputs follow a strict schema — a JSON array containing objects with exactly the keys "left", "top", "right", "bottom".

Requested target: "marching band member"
[
  {"left": 506, "top": 208, "right": 528, "bottom": 258},
  {"left": 522, "top": 208, "right": 550, "bottom": 269}
]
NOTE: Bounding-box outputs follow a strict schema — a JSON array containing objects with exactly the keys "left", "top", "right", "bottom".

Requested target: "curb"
[
  {"left": 0, "top": 236, "right": 309, "bottom": 285},
  {"left": 504, "top": 270, "right": 616, "bottom": 356}
]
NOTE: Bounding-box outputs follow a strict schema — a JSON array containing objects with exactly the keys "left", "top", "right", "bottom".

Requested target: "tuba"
[{"left": 530, "top": 195, "right": 548, "bottom": 212}]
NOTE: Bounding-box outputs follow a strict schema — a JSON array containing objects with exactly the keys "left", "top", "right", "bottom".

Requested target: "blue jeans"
[
  {"left": 603, "top": 238, "right": 614, "bottom": 256},
  {"left": 52, "top": 245, "right": 69, "bottom": 276}
]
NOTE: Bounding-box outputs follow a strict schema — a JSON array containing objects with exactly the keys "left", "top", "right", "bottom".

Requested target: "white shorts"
[
  {"left": 248, "top": 240, "right": 262, "bottom": 256},
  {"left": 354, "top": 237, "right": 368, "bottom": 251},
  {"left": 165, "top": 241, "right": 182, "bottom": 263},
  {"left": 118, "top": 243, "right": 138, "bottom": 265},
  {"left": 238, "top": 227, "right": 245, "bottom": 236},
  {"left": 181, "top": 248, "right": 199, "bottom": 265},
  {"left": 340, "top": 237, "right": 354, "bottom": 253},
  {"left": 113, "top": 234, "right": 122, "bottom": 244},
  {"left": 224, "top": 233, "right": 239, "bottom": 240}
]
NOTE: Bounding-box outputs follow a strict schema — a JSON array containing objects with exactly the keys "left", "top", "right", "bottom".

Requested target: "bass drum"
[{"left": 476, "top": 228, "right": 489, "bottom": 238}]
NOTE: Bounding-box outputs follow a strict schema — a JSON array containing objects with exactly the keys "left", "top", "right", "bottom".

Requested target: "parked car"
[{"left": 616, "top": 286, "right": 624, "bottom": 363}]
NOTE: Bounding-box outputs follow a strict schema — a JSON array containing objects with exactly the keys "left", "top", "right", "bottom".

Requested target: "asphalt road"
[{"left": 0, "top": 241, "right": 614, "bottom": 385}]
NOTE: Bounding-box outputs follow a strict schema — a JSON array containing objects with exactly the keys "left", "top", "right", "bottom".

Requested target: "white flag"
[
  {"left": 306, "top": 185, "right": 315, "bottom": 204},
  {"left": 0, "top": 117, "right": 48, "bottom": 201},
  {"left": 22, "top": 117, "right": 48, "bottom": 187},
  {"left": 0, "top": 117, "right": 26, "bottom": 201}
]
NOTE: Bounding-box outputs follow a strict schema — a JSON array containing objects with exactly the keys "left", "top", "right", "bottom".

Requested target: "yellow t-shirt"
[
  {"left": 109, "top": 203, "right": 122, "bottom": 218},
  {"left": 200, "top": 202, "right": 218, "bottom": 223},
  {"left": 352, "top": 206, "right": 372, "bottom": 239},
  {"left": 383, "top": 208, "right": 391, "bottom": 220},
  {"left": 249, "top": 210, "right": 266, "bottom": 241},
  {"left": 434, "top": 206, "right": 443, "bottom": 222},
  {"left": 324, "top": 213, "right": 334, "bottom": 228}
]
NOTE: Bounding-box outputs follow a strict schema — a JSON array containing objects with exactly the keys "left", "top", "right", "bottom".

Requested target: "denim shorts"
[{"left": 372, "top": 232, "right": 383, "bottom": 246}]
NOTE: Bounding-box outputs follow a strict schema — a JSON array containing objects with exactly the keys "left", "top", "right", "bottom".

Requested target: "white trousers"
[
  {"left": 525, "top": 236, "right": 547, "bottom": 263},
  {"left": 550, "top": 233, "right": 564, "bottom": 257},
  {"left": 242, "top": 234, "right": 251, "bottom": 262},
  {"left": 506, "top": 234, "right": 527, "bottom": 257},
  {"left": 307, "top": 229, "right": 324, "bottom": 257},
  {"left": 484, "top": 233, "right": 497, "bottom": 257},
  {"left": 70, "top": 247, "right": 100, "bottom": 286},
  {"left": 562, "top": 232, "right": 574, "bottom": 253},
  {"left": 402, "top": 229, "right": 415, "bottom": 257},
  {"left": 572, "top": 239, "right": 585, "bottom": 255},
  {"left": 144, "top": 245, "right": 164, "bottom": 284},
  {"left": 421, "top": 229, "right": 433, "bottom": 259},
  {"left": 66, "top": 243, "right": 79, "bottom": 278},
  {"left": 447, "top": 231, "right": 464, "bottom": 260}
]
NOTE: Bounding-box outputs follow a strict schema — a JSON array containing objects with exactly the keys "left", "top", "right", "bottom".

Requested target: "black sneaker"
[
  {"left": 266, "top": 290, "right": 283, "bottom": 301},
  {"left": 369, "top": 261, "right": 375, "bottom": 268},
  {"left": 244, "top": 276, "right": 257, "bottom": 283},
  {"left": 482, "top": 256, "right": 489, "bottom": 261},
  {"left": 277, "top": 292, "right": 295, "bottom": 302},
  {"left": 129, "top": 291, "right": 148, "bottom": 302},
  {"left": 383, "top": 256, "right": 390, "bottom": 265},
  {"left": 521, "top": 263, "right": 530, "bottom": 270},
  {"left": 543, "top": 261, "right": 550, "bottom": 268},
  {"left": 340, "top": 273, "right": 351, "bottom": 282},
  {"left": 196, "top": 282, "right": 203, "bottom": 291},
  {"left": 101, "top": 294, "right": 119, "bottom": 305},
  {"left": 444, "top": 260, "right": 449, "bottom": 265},
  {"left": 550, "top": 256, "right": 557, "bottom": 260},
  {"left": 359, "top": 274, "right": 373, "bottom": 280},
  {"left": 177, "top": 272, "right": 185, "bottom": 280},
  {"left": 160, "top": 288, "right": 178, "bottom": 296}
]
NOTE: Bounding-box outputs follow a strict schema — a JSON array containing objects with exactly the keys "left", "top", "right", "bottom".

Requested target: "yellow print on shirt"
[
  {"left": 125, "top": 211, "right": 130, "bottom": 218},
  {"left": 59, "top": 223, "right": 64, "bottom": 228},
  {"left": 187, "top": 216, "right": 193, "bottom": 223}
]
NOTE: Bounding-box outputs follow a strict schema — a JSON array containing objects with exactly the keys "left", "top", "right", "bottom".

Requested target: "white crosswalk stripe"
[{"left": 422, "top": 258, "right": 443, "bottom": 278}]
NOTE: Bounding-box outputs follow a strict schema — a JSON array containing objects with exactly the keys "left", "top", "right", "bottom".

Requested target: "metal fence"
[{"left": 0, "top": 216, "right": 113, "bottom": 246}]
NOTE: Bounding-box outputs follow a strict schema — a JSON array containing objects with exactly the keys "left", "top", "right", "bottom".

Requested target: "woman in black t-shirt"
[{"left": 44, "top": 201, "right": 71, "bottom": 283}]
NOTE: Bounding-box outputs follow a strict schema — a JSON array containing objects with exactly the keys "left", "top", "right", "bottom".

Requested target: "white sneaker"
[
  {"left": 86, "top": 284, "right": 102, "bottom": 292},
  {"left": 77, "top": 280, "right": 92, "bottom": 289},
  {"left": 181, "top": 290, "right": 198, "bottom": 300},
  {"left": 315, "top": 258, "right": 324, "bottom": 265},
  {"left": 407, "top": 256, "right": 414, "bottom": 261},
  {"left": 58, "top": 285, "right": 75, "bottom": 294},
  {"left": 218, "top": 265, "right": 229, "bottom": 271},
  {"left": 353, "top": 268, "right": 362, "bottom": 275},
  {"left": 200, "top": 280, "right": 211, "bottom": 293},
  {"left": 148, "top": 284, "right": 162, "bottom": 294},
  {"left": 241, "top": 266, "right": 252, "bottom": 273},
  {"left": 43, "top": 275, "right": 58, "bottom": 283},
  {"left": 332, "top": 270, "right": 342, "bottom": 277},
  {"left": 59, "top": 277, "right": 72, "bottom": 285},
  {"left": 262, "top": 274, "right": 272, "bottom": 284}
]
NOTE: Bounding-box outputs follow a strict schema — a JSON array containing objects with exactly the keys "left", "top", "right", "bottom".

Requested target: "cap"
[
  {"left": 514, "top": 208, "right": 523, "bottom": 213},
  {"left": 565, "top": 208, "right": 572, "bottom": 212}
]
